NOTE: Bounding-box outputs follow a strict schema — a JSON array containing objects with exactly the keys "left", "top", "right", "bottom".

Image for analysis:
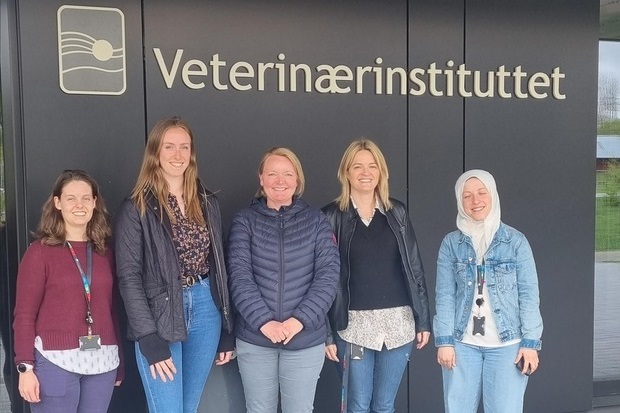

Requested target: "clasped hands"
[{"left": 260, "top": 318, "right": 303, "bottom": 345}]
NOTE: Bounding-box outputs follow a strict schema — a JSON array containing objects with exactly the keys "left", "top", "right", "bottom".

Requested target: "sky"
[
  {"left": 599, "top": 41, "right": 620, "bottom": 119},
  {"left": 599, "top": 41, "right": 620, "bottom": 85}
]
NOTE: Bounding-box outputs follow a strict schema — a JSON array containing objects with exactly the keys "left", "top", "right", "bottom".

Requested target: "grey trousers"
[{"left": 236, "top": 339, "right": 325, "bottom": 413}]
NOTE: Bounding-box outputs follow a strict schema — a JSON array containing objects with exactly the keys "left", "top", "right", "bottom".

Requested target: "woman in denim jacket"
[{"left": 434, "top": 169, "right": 543, "bottom": 413}]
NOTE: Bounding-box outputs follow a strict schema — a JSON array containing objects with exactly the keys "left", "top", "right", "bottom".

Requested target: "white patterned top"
[
  {"left": 339, "top": 199, "right": 416, "bottom": 351},
  {"left": 35, "top": 336, "right": 119, "bottom": 375},
  {"left": 338, "top": 306, "right": 416, "bottom": 351}
]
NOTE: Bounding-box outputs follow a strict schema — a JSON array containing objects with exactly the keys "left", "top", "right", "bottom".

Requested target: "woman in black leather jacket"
[
  {"left": 322, "top": 139, "right": 431, "bottom": 413},
  {"left": 115, "top": 117, "right": 233, "bottom": 413}
]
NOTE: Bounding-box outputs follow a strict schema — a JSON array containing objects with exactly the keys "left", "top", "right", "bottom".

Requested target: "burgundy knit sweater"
[{"left": 13, "top": 240, "right": 124, "bottom": 379}]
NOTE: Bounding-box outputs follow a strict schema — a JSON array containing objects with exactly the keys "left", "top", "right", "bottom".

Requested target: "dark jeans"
[{"left": 30, "top": 350, "right": 116, "bottom": 413}]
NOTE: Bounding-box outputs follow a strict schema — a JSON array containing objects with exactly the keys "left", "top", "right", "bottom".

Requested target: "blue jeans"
[
  {"left": 31, "top": 351, "right": 116, "bottom": 413},
  {"left": 335, "top": 337, "right": 413, "bottom": 413},
  {"left": 236, "top": 339, "right": 325, "bottom": 413},
  {"left": 442, "top": 341, "right": 529, "bottom": 413},
  {"left": 135, "top": 278, "right": 221, "bottom": 413}
]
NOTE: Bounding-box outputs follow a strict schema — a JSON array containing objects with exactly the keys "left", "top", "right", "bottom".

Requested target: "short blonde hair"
[
  {"left": 255, "top": 147, "right": 305, "bottom": 198},
  {"left": 335, "top": 138, "right": 392, "bottom": 211}
]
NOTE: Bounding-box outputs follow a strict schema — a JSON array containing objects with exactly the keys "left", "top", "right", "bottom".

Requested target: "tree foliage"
[
  {"left": 598, "top": 119, "right": 620, "bottom": 135},
  {"left": 604, "top": 160, "right": 620, "bottom": 206},
  {"left": 599, "top": 73, "right": 619, "bottom": 124}
]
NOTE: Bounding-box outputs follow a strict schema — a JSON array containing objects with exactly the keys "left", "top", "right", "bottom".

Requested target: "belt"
[{"left": 181, "top": 274, "right": 204, "bottom": 288}]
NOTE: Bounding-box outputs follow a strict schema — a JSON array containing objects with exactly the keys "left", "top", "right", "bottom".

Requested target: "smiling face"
[
  {"left": 158, "top": 126, "right": 192, "bottom": 184},
  {"left": 54, "top": 180, "right": 96, "bottom": 234},
  {"left": 259, "top": 154, "right": 298, "bottom": 210},
  {"left": 462, "top": 178, "right": 492, "bottom": 221},
  {"left": 347, "top": 149, "right": 380, "bottom": 197}
]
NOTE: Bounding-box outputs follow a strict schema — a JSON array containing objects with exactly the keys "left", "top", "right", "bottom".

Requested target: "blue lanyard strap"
[
  {"left": 476, "top": 258, "right": 485, "bottom": 296},
  {"left": 67, "top": 241, "right": 94, "bottom": 333}
]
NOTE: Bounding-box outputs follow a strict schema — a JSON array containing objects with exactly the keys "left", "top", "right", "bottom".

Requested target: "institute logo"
[{"left": 57, "top": 5, "right": 126, "bottom": 95}]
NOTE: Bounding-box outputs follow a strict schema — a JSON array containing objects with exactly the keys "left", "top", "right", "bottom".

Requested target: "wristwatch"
[{"left": 17, "top": 363, "right": 33, "bottom": 373}]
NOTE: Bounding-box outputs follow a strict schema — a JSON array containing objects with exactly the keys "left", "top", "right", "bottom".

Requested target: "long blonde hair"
[
  {"left": 335, "top": 138, "right": 392, "bottom": 211},
  {"left": 131, "top": 117, "right": 205, "bottom": 225}
]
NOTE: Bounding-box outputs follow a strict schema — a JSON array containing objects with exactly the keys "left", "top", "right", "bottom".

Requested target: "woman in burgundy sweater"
[{"left": 13, "top": 169, "right": 123, "bottom": 413}]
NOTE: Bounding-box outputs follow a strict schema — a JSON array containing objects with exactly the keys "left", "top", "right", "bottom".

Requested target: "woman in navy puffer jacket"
[{"left": 227, "top": 147, "right": 340, "bottom": 413}]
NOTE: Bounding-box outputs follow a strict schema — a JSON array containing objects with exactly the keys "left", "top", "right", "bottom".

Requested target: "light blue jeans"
[
  {"left": 135, "top": 278, "right": 221, "bottom": 413},
  {"left": 442, "top": 341, "right": 529, "bottom": 413},
  {"left": 235, "top": 339, "right": 325, "bottom": 413},
  {"left": 335, "top": 337, "right": 413, "bottom": 413}
]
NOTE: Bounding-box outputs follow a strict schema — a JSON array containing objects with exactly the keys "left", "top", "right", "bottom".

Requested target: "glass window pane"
[{"left": 595, "top": 39, "right": 620, "bottom": 399}]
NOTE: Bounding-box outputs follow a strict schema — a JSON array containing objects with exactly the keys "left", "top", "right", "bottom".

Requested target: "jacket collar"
[
  {"left": 250, "top": 196, "right": 309, "bottom": 216},
  {"left": 459, "top": 221, "right": 510, "bottom": 245}
]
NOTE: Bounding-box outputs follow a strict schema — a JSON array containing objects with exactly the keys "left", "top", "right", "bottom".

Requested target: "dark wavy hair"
[{"left": 34, "top": 169, "right": 111, "bottom": 254}]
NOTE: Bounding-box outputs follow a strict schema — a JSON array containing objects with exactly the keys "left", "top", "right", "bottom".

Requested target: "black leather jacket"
[
  {"left": 115, "top": 181, "right": 233, "bottom": 353},
  {"left": 321, "top": 199, "right": 431, "bottom": 343}
]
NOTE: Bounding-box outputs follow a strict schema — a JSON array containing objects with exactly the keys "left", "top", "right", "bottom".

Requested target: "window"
[{"left": 595, "top": 1, "right": 620, "bottom": 404}]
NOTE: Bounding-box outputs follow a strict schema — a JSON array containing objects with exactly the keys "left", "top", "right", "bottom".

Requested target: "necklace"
[
  {"left": 351, "top": 195, "right": 377, "bottom": 222},
  {"left": 359, "top": 208, "right": 375, "bottom": 221},
  {"left": 357, "top": 207, "right": 376, "bottom": 226}
]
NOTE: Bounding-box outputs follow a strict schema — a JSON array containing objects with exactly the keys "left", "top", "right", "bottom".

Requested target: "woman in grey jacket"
[
  {"left": 227, "top": 147, "right": 340, "bottom": 413},
  {"left": 115, "top": 117, "right": 233, "bottom": 413},
  {"left": 322, "top": 139, "right": 431, "bottom": 413}
]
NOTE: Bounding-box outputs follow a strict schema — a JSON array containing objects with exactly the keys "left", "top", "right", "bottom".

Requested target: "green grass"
[{"left": 596, "top": 198, "right": 620, "bottom": 251}]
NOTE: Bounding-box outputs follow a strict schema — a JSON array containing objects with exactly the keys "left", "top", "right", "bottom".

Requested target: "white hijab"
[{"left": 455, "top": 170, "right": 501, "bottom": 263}]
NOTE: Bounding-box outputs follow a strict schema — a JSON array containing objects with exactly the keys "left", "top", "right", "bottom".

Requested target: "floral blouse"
[{"left": 168, "top": 194, "right": 210, "bottom": 280}]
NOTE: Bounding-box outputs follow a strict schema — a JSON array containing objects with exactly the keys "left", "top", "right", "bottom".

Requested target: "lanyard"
[
  {"left": 476, "top": 258, "right": 485, "bottom": 296},
  {"left": 67, "top": 241, "right": 94, "bottom": 336},
  {"left": 475, "top": 258, "right": 486, "bottom": 312}
]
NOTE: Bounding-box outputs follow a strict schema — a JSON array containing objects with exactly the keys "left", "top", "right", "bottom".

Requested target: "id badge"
[
  {"left": 473, "top": 316, "right": 486, "bottom": 336},
  {"left": 79, "top": 335, "right": 102, "bottom": 351},
  {"left": 350, "top": 344, "right": 364, "bottom": 360}
]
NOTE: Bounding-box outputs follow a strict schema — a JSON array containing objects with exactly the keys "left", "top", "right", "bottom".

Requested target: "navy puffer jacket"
[{"left": 227, "top": 197, "right": 340, "bottom": 350}]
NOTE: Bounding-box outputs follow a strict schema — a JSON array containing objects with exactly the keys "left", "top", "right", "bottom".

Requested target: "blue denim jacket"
[{"left": 433, "top": 222, "right": 543, "bottom": 350}]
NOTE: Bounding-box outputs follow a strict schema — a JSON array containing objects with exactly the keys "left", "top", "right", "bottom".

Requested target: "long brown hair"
[
  {"left": 335, "top": 138, "right": 392, "bottom": 211},
  {"left": 131, "top": 117, "right": 205, "bottom": 225},
  {"left": 34, "top": 169, "right": 111, "bottom": 254}
]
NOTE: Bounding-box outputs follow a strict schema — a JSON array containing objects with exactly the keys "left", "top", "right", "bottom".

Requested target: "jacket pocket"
[
  {"left": 494, "top": 262, "right": 517, "bottom": 291},
  {"left": 454, "top": 262, "right": 469, "bottom": 290},
  {"left": 146, "top": 286, "right": 171, "bottom": 329}
]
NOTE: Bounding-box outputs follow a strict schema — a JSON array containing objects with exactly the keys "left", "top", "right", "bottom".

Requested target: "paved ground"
[
  {"left": 594, "top": 258, "right": 620, "bottom": 382},
  {"left": 590, "top": 407, "right": 620, "bottom": 413}
]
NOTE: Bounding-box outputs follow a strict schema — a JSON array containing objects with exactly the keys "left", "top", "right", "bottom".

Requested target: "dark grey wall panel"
[
  {"left": 142, "top": 0, "right": 410, "bottom": 229},
  {"left": 1, "top": 1, "right": 601, "bottom": 412},
  {"left": 142, "top": 1, "right": 409, "bottom": 412},
  {"left": 18, "top": 0, "right": 146, "bottom": 222},
  {"left": 408, "top": 1, "right": 465, "bottom": 411},
  {"left": 15, "top": 1, "right": 147, "bottom": 411},
  {"left": 464, "top": 1, "right": 599, "bottom": 412},
  {"left": 1, "top": 0, "right": 25, "bottom": 409}
]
